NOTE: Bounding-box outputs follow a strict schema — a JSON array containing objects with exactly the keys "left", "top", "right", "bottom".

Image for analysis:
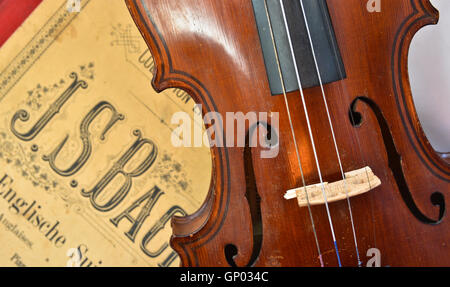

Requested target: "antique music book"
[{"left": 0, "top": 0, "right": 211, "bottom": 267}]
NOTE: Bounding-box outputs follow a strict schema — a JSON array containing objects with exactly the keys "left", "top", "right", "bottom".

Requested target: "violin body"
[{"left": 126, "top": 0, "right": 450, "bottom": 266}]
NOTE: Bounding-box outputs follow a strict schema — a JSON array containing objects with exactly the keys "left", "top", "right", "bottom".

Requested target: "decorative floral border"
[{"left": 0, "top": 0, "right": 91, "bottom": 101}]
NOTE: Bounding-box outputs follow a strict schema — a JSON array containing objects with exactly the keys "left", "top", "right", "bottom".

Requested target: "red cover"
[{"left": 0, "top": 0, "right": 42, "bottom": 47}]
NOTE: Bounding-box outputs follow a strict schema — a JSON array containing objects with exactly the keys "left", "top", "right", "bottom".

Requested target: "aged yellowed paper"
[{"left": 0, "top": 0, "right": 211, "bottom": 267}]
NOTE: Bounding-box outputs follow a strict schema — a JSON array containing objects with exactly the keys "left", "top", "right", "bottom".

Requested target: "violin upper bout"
[{"left": 125, "top": 0, "right": 218, "bottom": 104}]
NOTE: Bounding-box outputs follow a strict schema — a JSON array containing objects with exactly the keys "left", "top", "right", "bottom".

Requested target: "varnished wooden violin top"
[{"left": 125, "top": 0, "right": 450, "bottom": 267}]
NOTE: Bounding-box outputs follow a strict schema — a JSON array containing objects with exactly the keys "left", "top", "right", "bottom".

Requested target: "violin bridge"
[{"left": 284, "top": 167, "right": 381, "bottom": 207}]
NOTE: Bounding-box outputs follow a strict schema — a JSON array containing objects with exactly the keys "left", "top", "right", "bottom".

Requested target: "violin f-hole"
[
  {"left": 349, "top": 96, "right": 445, "bottom": 225},
  {"left": 224, "top": 121, "right": 276, "bottom": 267}
]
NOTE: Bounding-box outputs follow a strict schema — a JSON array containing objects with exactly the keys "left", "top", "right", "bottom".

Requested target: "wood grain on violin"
[{"left": 125, "top": 0, "right": 450, "bottom": 266}]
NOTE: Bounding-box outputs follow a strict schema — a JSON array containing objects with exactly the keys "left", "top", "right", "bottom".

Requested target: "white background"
[{"left": 409, "top": 0, "right": 450, "bottom": 152}]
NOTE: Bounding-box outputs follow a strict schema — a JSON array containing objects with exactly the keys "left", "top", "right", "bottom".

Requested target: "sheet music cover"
[{"left": 0, "top": 0, "right": 211, "bottom": 267}]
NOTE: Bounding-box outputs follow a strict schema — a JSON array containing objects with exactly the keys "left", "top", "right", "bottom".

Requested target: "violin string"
[
  {"left": 263, "top": 0, "right": 324, "bottom": 267},
  {"left": 279, "top": 0, "right": 342, "bottom": 267},
  {"left": 320, "top": 0, "right": 378, "bottom": 252},
  {"left": 297, "top": 0, "right": 362, "bottom": 266}
]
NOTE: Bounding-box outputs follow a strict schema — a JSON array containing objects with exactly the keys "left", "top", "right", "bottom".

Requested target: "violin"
[{"left": 125, "top": 0, "right": 450, "bottom": 266}]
